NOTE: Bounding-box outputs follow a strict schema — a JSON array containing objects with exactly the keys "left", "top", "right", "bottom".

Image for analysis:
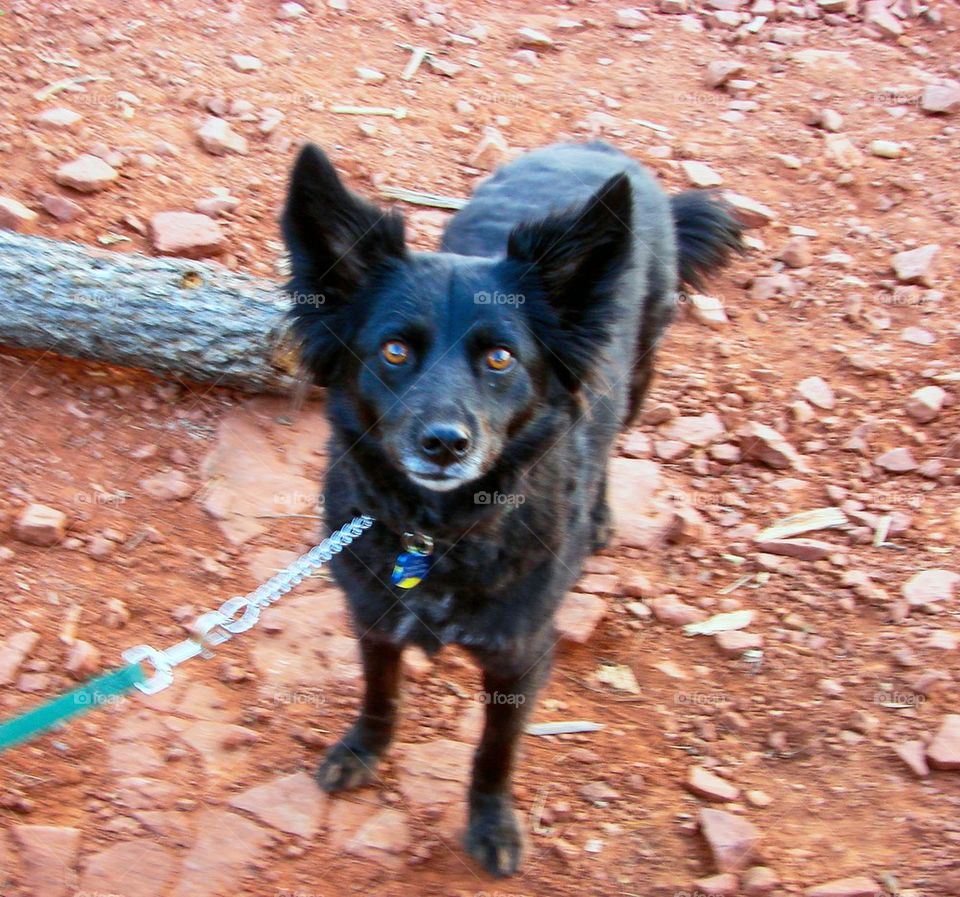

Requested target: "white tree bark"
[{"left": 0, "top": 230, "right": 299, "bottom": 392}]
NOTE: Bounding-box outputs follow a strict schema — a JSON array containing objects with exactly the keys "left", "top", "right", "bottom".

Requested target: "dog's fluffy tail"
[{"left": 670, "top": 191, "right": 744, "bottom": 291}]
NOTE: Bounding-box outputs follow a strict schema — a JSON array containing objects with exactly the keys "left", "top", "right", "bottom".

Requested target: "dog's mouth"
[
  {"left": 399, "top": 456, "right": 486, "bottom": 493},
  {"left": 406, "top": 471, "right": 467, "bottom": 492}
]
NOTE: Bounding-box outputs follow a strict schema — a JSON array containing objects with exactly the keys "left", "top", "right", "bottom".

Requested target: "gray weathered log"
[{"left": 0, "top": 230, "right": 299, "bottom": 392}]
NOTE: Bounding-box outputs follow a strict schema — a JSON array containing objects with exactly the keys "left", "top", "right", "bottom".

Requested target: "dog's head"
[{"left": 282, "top": 144, "right": 633, "bottom": 493}]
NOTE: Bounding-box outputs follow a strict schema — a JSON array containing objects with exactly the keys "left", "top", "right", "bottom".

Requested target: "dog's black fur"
[{"left": 282, "top": 141, "right": 742, "bottom": 877}]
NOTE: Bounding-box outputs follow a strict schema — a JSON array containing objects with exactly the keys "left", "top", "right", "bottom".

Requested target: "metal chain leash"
[
  {"left": 121, "top": 515, "right": 375, "bottom": 695},
  {"left": 0, "top": 515, "right": 375, "bottom": 754}
]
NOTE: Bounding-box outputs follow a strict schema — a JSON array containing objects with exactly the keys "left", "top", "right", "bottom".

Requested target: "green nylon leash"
[
  {"left": 0, "top": 662, "right": 146, "bottom": 754},
  {"left": 0, "top": 515, "right": 376, "bottom": 756}
]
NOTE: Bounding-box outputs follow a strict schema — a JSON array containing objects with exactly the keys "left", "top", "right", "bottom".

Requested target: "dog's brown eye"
[
  {"left": 381, "top": 341, "right": 410, "bottom": 365},
  {"left": 485, "top": 347, "right": 514, "bottom": 372}
]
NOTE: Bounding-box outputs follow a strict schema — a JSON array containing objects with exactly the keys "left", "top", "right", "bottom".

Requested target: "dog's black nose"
[{"left": 419, "top": 423, "right": 471, "bottom": 464}]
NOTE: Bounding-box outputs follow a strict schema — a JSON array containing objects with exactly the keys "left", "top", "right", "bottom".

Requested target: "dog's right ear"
[
  {"left": 281, "top": 143, "right": 406, "bottom": 383},
  {"left": 507, "top": 173, "right": 633, "bottom": 391}
]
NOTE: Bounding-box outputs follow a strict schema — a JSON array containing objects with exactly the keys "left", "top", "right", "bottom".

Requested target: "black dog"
[{"left": 282, "top": 140, "right": 741, "bottom": 877}]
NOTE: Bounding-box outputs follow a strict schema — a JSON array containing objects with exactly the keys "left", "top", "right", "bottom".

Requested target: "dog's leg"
[
  {"left": 465, "top": 649, "right": 552, "bottom": 877},
  {"left": 590, "top": 470, "right": 611, "bottom": 551},
  {"left": 627, "top": 350, "right": 656, "bottom": 426},
  {"left": 316, "top": 635, "right": 401, "bottom": 792},
  {"left": 626, "top": 270, "right": 676, "bottom": 427}
]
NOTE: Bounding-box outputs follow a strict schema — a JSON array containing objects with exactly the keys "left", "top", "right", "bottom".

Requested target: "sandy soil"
[{"left": 0, "top": 2, "right": 958, "bottom": 896}]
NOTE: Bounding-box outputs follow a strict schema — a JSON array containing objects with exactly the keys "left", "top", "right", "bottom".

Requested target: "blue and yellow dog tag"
[{"left": 391, "top": 532, "right": 434, "bottom": 590}]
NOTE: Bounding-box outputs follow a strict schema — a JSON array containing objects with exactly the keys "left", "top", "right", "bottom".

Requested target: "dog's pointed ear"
[
  {"left": 282, "top": 143, "right": 406, "bottom": 303},
  {"left": 507, "top": 173, "right": 632, "bottom": 310},
  {"left": 506, "top": 173, "right": 633, "bottom": 389},
  {"left": 282, "top": 144, "right": 406, "bottom": 384}
]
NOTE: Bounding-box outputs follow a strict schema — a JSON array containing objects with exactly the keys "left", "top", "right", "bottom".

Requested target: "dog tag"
[{"left": 391, "top": 532, "right": 434, "bottom": 590}]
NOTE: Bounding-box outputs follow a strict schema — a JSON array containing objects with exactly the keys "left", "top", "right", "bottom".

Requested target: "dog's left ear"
[{"left": 507, "top": 173, "right": 633, "bottom": 388}]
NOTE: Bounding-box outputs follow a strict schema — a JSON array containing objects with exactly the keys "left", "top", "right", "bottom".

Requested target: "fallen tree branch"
[
  {"left": 33, "top": 73, "right": 111, "bottom": 102},
  {"left": 0, "top": 230, "right": 299, "bottom": 392},
  {"left": 378, "top": 185, "right": 466, "bottom": 209}
]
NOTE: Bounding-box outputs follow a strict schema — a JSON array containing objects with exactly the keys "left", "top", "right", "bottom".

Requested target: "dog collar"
[{"left": 390, "top": 531, "right": 434, "bottom": 590}]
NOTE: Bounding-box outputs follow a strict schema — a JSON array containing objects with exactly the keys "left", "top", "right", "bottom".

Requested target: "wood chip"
[
  {"left": 379, "top": 186, "right": 466, "bottom": 209},
  {"left": 595, "top": 663, "right": 641, "bottom": 694},
  {"left": 329, "top": 104, "right": 407, "bottom": 119},
  {"left": 719, "top": 574, "right": 754, "bottom": 595},
  {"left": 873, "top": 515, "right": 892, "bottom": 548},
  {"left": 34, "top": 74, "right": 111, "bottom": 102},
  {"left": 37, "top": 55, "right": 82, "bottom": 69},
  {"left": 401, "top": 46, "right": 430, "bottom": 80},
  {"left": 684, "top": 609, "right": 754, "bottom": 636},
  {"left": 756, "top": 507, "right": 848, "bottom": 542},
  {"left": 526, "top": 721, "right": 604, "bottom": 736},
  {"left": 59, "top": 603, "right": 82, "bottom": 645},
  {"left": 632, "top": 118, "right": 670, "bottom": 133}
]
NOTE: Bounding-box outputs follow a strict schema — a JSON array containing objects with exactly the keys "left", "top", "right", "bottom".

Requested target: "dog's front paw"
[
  {"left": 465, "top": 793, "right": 523, "bottom": 878},
  {"left": 316, "top": 738, "right": 381, "bottom": 793}
]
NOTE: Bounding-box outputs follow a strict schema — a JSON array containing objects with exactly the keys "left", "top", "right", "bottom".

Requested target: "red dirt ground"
[{"left": 0, "top": 2, "right": 958, "bottom": 896}]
